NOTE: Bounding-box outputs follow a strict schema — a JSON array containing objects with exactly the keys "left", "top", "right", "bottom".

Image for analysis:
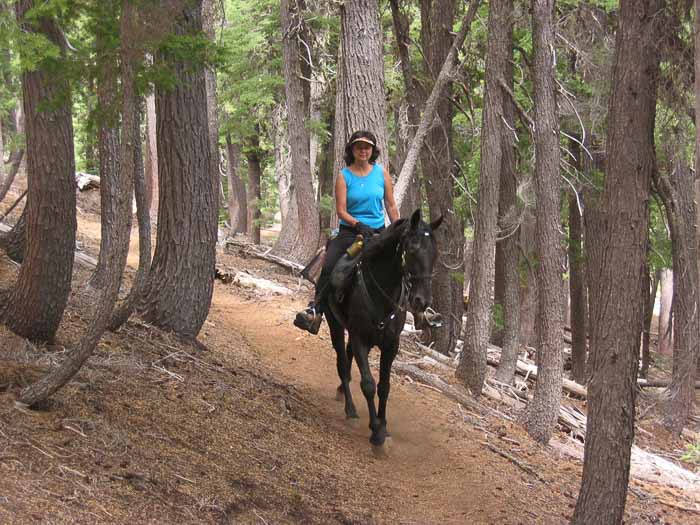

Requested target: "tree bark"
[
  {"left": 274, "top": 1, "right": 320, "bottom": 263},
  {"left": 144, "top": 93, "right": 158, "bottom": 219},
  {"left": 203, "top": 0, "right": 221, "bottom": 221},
  {"left": 0, "top": 149, "right": 24, "bottom": 204},
  {"left": 457, "top": 0, "right": 507, "bottom": 393},
  {"left": 225, "top": 134, "right": 247, "bottom": 235},
  {"left": 655, "top": 156, "right": 699, "bottom": 436},
  {"left": 518, "top": 206, "right": 538, "bottom": 347},
  {"left": 89, "top": 1, "right": 121, "bottom": 290},
  {"left": 657, "top": 268, "right": 673, "bottom": 355},
  {"left": 246, "top": 133, "right": 262, "bottom": 245},
  {"left": 493, "top": 0, "right": 519, "bottom": 385},
  {"left": 333, "top": 0, "right": 389, "bottom": 181},
  {"left": 419, "top": 0, "right": 462, "bottom": 356},
  {"left": 526, "top": 0, "right": 564, "bottom": 446},
  {"left": 640, "top": 268, "right": 659, "bottom": 378},
  {"left": 0, "top": 206, "right": 26, "bottom": 263},
  {"left": 273, "top": 104, "right": 292, "bottom": 225},
  {"left": 140, "top": 0, "right": 218, "bottom": 339},
  {"left": 394, "top": 0, "right": 481, "bottom": 212},
  {"left": 389, "top": 0, "right": 425, "bottom": 216},
  {"left": 3, "top": 1, "right": 77, "bottom": 343},
  {"left": 572, "top": 1, "right": 661, "bottom": 522},
  {"left": 569, "top": 170, "right": 588, "bottom": 384},
  {"left": 18, "top": 0, "right": 136, "bottom": 407},
  {"left": 110, "top": 97, "right": 150, "bottom": 331},
  {"left": 0, "top": 102, "right": 25, "bottom": 204}
]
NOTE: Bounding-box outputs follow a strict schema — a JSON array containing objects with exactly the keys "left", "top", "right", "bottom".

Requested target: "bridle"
[{"left": 357, "top": 229, "right": 434, "bottom": 330}]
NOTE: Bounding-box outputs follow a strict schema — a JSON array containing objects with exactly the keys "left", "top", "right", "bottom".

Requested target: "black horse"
[{"left": 325, "top": 209, "right": 442, "bottom": 448}]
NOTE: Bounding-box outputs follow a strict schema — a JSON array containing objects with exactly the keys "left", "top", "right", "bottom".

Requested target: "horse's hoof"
[
  {"left": 371, "top": 441, "right": 390, "bottom": 458},
  {"left": 346, "top": 416, "right": 360, "bottom": 427},
  {"left": 335, "top": 389, "right": 344, "bottom": 402}
]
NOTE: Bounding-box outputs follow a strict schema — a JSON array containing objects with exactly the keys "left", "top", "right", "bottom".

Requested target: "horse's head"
[{"left": 401, "top": 209, "right": 443, "bottom": 313}]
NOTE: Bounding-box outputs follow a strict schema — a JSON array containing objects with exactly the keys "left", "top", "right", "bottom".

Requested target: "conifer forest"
[{"left": 0, "top": 0, "right": 699, "bottom": 523}]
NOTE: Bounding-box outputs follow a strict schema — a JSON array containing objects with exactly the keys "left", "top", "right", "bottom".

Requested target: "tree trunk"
[
  {"left": 110, "top": 97, "right": 150, "bottom": 331},
  {"left": 493, "top": 0, "right": 519, "bottom": 384},
  {"left": 572, "top": 1, "right": 661, "bottom": 522},
  {"left": 246, "top": 134, "right": 262, "bottom": 245},
  {"left": 144, "top": 93, "right": 158, "bottom": 219},
  {"left": 657, "top": 268, "right": 673, "bottom": 355},
  {"left": 0, "top": 149, "right": 24, "bottom": 204},
  {"left": 696, "top": 0, "right": 700, "bottom": 378},
  {"left": 275, "top": 0, "right": 322, "bottom": 265},
  {"left": 89, "top": 2, "right": 121, "bottom": 290},
  {"left": 273, "top": 104, "right": 292, "bottom": 225},
  {"left": 526, "top": 0, "right": 564, "bottom": 446},
  {"left": 518, "top": 206, "right": 538, "bottom": 347},
  {"left": 0, "top": 206, "right": 26, "bottom": 263},
  {"left": 140, "top": 0, "right": 218, "bottom": 339},
  {"left": 569, "top": 179, "right": 588, "bottom": 384},
  {"left": 0, "top": 102, "right": 25, "bottom": 206},
  {"left": 583, "top": 159, "right": 605, "bottom": 370},
  {"left": 3, "top": 1, "right": 77, "bottom": 343},
  {"left": 317, "top": 115, "right": 335, "bottom": 235},
  {"left": 393, "top": 0, "right": 481, "bottom": 212},
  {"left": 333, "top": 0, "right": 389, "bottom": 180},
  {"left": 640, "top": 268, "right": 659, "bottom": 378},
  {"left": 418, "top": 0, "right": 462, "bottom": 356},
  {"left": 203, "top": 0, "right": 220, "bottom": 220},
  {"left": 225, "top": 135, "right": 247, "bottom": 235},
  {"left": 656, "top": 157, "right": 699, "bottom": 435},
  {"left": 18, "top": 0, "right": 136, "bottom": 407},
  {"left": 456, "top": 0, "right": 508, "bottom": 393},
  {"left": 389, "top": 0, "right": 424, "bottom": 217}
]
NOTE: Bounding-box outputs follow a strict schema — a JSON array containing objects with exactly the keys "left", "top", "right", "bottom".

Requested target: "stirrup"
[{"left": 423, "top": 307, "right": 443, "bottom": 327}]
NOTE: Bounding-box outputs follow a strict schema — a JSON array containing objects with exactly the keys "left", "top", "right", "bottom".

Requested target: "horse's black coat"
[{"left": 325, "top": 209, "right": 442, "bottom": 447}]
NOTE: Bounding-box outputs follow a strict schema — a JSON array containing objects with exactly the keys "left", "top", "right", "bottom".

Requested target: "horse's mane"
[{"left": 361, "top": 218, "right": 408, "bottom": 261}]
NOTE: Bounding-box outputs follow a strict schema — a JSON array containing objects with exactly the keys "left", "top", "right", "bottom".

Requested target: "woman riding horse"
[{"left": 294, "top": 130, "right": 399, "bottom": 334}]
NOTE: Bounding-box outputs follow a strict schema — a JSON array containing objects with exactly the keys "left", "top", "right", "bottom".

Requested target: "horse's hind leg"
[
  {"left": 353, "top": 340, "right": 384, "bottom": 446},
  {"left": 336, "top": 340, "right": 353, "bottom": 399},
  {"left": 328, "top": 318, "right": 358, "bottom": 419}
]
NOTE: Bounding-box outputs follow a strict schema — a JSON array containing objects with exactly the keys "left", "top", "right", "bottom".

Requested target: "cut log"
[
  {"left": 637, "top": 379, "right": 700, "bottom": 389},
  {"left": 75, "top": 172, "right": 101, "bottom": 191},
  {"left": 232, "top": 271, "right": 292, "bottom": 295}
]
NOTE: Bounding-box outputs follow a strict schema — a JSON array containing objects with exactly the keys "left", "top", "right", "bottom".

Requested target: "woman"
[{"left": 294, "top": 130, "right": 399, "bottom": 334}]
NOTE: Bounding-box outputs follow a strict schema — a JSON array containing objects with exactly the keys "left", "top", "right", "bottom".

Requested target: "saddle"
[{"left": 330, "top": 244, "right": 362, "bottom": 303}]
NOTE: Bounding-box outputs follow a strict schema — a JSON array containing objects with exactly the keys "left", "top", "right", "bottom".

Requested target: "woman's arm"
[
  {"left": 383, "top": 168, "right": 400, "bottom": 223},
  {"left": 335, "top": 173, "right": 359, "bottom": 226}
]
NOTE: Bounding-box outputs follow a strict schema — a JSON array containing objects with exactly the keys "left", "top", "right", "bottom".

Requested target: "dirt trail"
[{"left": 209, "top": 290, "right": 574, "bottom": 525}]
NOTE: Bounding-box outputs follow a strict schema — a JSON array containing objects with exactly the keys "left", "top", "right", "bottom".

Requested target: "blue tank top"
[{"left": 339, "top": 163, "right": 385, "bottom": 229}]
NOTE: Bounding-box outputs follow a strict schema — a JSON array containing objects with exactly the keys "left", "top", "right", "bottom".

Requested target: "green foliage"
[
  {"left": 491, "top": 303, "right": 504, "bottom": 332},
  {"left": 218, "top": 0, "right": 283, "bottom": 141},
  {"left": 680, "top": 442, "right": 700, "bottom": 465}
]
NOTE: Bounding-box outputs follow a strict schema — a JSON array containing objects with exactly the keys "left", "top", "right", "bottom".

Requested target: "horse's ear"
[
  {"left": 430, "top": 215, "right": 443, "bottom": 231},
  {"left": 410, "top": 209, "right": 422, "bottom": 230}
]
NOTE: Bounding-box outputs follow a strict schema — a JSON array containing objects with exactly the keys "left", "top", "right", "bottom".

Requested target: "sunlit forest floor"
[{"left": 0, "top": 177, "right": 698, "bottom": 524}]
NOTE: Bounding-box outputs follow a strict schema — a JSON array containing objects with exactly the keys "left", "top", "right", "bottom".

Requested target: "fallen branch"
[
  {"left": 483, "top": 441, "right": 547, "bottom": 484},
  {"left": 226, "top": 239, "right": 304, "bottom": 274}
]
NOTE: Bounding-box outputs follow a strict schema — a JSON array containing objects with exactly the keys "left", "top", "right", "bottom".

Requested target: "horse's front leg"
[
  {"left": 353, "top": 339, "right": 384, "bottom": 446},
  {"left": 328, "top": 318, "right": 358, "bottom": 419},
  {"left": 377, "top": 341, "right": 399, "bottom": 440}
]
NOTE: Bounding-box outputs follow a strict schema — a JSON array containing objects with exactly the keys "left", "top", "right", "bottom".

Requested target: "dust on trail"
[{"left": 209, "top": 290, "right": 571, "bottom": 525}]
